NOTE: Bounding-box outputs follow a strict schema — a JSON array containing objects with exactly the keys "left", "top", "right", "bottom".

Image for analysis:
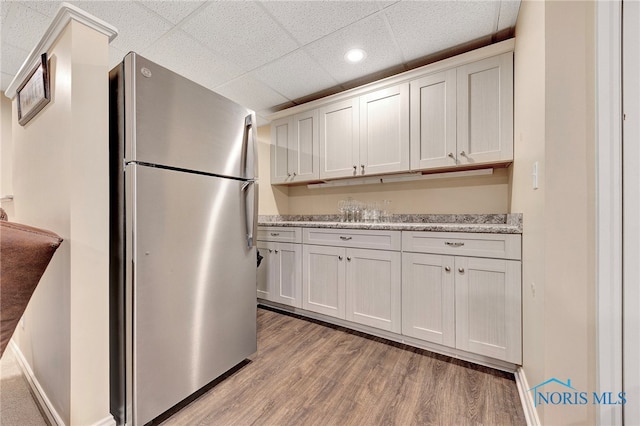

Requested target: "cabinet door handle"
[
  {"left": 347, "top": 257, "right": 352, "bottom": 261},
  {"left": 448, "top": 152, "right": 455, "bottom": 160},
  {"left": 445, "top": 241, "right": 464, "bottom": 247},
  {"left": 459, "top": 151, "right": 467, "bottom": 157},
  {"left": 360, "top": 165, "right": 365, "bottom": 173},
  {"left": 268, "top": 249, "right": 273, "bottom": 253},
  {"left": 270, "top": 232, "right": 280, "bottom": 236},
  {"left": 293, "top": 172, "right": 297, "bottom": 177},
  {"left": 287, "top": 172, "right": 291, "bottom": 177},
  {"left": 353, "top": 165, "right": 357, "bottom": 172},
  {"left": 340, "top": 236, "right": 352, "bottom": 241},
  {"left": 338, "top": 255, "right": 343, "bottom": 261},
  {"left": 458, "top": 267, "right": 465, "bottom": 273},
  {"left": 444, "top": 266, "right": 451, "bottom": 272},
  {"left": 275, "top": 249, "right": 279, "bottom": 254}
]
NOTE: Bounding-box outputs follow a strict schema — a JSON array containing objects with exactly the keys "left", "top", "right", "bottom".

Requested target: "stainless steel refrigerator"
[{"left": 109, "top": 53, "right": 258, "bottom": 426}]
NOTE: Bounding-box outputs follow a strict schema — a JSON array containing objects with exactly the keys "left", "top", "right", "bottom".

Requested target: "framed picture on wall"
[{"left": 17, "top": 53, "right": 50, "bottom": 126}]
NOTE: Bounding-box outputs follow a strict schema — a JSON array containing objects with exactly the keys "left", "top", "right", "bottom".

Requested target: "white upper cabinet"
[
  {"left": 359, "top": 84, "right": 410, "bottom": 176},
  {"left": 410, "top": 69, "right": 457, "bottom": 170},
  {"left": 456, "top": 52, "right": 513, "bottom": 165},
  {"left": 410, "top": 52, "right": 513, "bottom": 170},
  {"left": 319, "top": 98, "right": 360, "bottom": 179},
  {"left": 271, "top": 111, "right": 320, "bottom": 184},
  {"left": 271, "top": 43, "right": 515, "bottom": 183},
  {"left": 270, "top": 117, "right": 292, "bottom": 184}
]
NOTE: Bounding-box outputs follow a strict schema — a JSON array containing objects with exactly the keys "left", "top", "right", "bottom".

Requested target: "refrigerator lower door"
[{"left": 127, "top": 164, "right": 257, "bottom": 425}]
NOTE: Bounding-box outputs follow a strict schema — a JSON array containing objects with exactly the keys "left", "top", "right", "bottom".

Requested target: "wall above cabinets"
[{"left": 267, "top": 39, "right": 514, "bottom": 186}]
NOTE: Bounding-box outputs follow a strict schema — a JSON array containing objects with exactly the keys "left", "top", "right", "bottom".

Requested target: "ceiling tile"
[
  {"left": 1, "top": 43, "right": 30, "bottom": 75},
  {"left": 262, "top": 1, "right": 381, "bottom": 46},
  {"left": 141, "top": 30, "right": 243, "bottom": 89},
  {"left": 304, "top": 13, "right": 404, "bottom": 84},
  {"left": 214, "top": 74, "right": 289, "bottom": 113},
  {"left": 18, "top": 0, "right": 62, "bottom": 18},
  {"left": 109, "top": 46, "right": 127, "bottom": 69},
  {"left": 384, "top": 1, "right": 500, "bottom": 62},
  {"left": 73, "top": 1, "right": 172, "bottom": 53},
  {"left": 253, "top": 49, "right": 338, "bottom": 101},
  {"left": 497, "top": 0, "right": 521, "bottom": 31},
  {"left": 137, "top": 0, "right": 205, "bottom": 24},
  {"left": 2, "top": 72, "right": 16, "bottom": 92},
  {"left": 1, "top": 2, "right": 51, "bottom": 52},
  {"left": 180, "top": 1, "right": 298, "bottom": 72}
]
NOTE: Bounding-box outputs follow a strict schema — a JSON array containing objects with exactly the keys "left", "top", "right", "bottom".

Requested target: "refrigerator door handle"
[
  {"left": 242, "top": 114, "right": 257, "bottom": 180},
  {"left": 241, "top": 179, "right": 257, "bottom": 248}
]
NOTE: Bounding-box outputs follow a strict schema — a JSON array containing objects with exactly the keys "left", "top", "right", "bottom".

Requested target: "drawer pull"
[
  {"left": 444, "top": 266, "right": 451, "bottom": 272},
  {"left": 340, "top": 236, "right": 353, "bottom": 241},
  {"left": 445, "top": 241, "right": 464, "bottom": 247},
  {"left": 347, "top": 257, "right": 352, "bottom": 261},
  {"left": 458, "top": 267, "right": 465, "bottom": 273},
  {"left": 338, "top": 256, "right": 343, "bottom": 261},
  {"left": 270, "top": 232, "right": 280, "bottom": 236}
]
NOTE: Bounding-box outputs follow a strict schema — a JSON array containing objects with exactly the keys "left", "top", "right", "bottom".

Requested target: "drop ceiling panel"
[
  {"left": 304, "top": 13, "right": 405, "bottom": 84},
  {"left": 180, "top": 1, "right": 299, "bottom": 72},
  {"left": 2, "top": 44, "right": 30, "bottom": 76},
  {"left": 253, "top": 49, "right": 338, "bottom": 101},
  {"left": 73, "top": 1, "right": 172, "bottom": 53},
  {"left": 138, "top": 1, "right": 205, "bottom": 25},
  {"left": 214, "top": 74, "right": 290, "bottom": 113},
  {"left": 1, "top": 2, "right": 50, "bottom": 53},
  {"left": 141, "top": 30, "right": 243, "bottom": 89},
  {"left": 384, "top": 1, "right": 500, "bottom": 62},
  {"left": 497, "top": 0, "right": 521, "bottom": 31},
  {"left": 262, "top": 1, "right": 382, "bottom": 46}
]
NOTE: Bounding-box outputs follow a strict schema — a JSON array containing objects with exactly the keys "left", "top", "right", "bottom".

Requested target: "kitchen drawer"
[
  {"left": 303, "top": 228, "right": 401, "bottom": 251},
  {"left": 402, "top": 231, "right": 521, "bottom": 260},
  {"left": 257, "top": 227, "right": 302, "bottom": 243}
]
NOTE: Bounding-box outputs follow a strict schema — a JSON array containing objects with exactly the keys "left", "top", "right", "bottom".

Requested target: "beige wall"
[
  {"left": 512, "top": 0, "right": 547, "bottom": 420},
  {"left": 513, "top": 1, "right": 597, "bottom": 424},
  {"left": 10, "top": 20, "right": 111, "bottom": 426},
  {"left": 1, "top": 93, "right": 14, "bottom": 218}
]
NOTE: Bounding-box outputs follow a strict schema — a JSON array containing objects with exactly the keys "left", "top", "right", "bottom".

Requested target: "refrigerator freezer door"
[
  {"left": 129, "top": 164, "right": 257, "bottom": 425},
  {"left": 124, "top": 53, "right": 256, "bottom": 180}
]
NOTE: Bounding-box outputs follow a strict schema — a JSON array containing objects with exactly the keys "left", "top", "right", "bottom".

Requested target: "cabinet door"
[
  {"left": 346, "top": 248, "right": 401, "bottom": 333},
  {"left": 360, "top": 84, "right": 409, "bottom": 175},
  {"left": 319, "top": 98, "right": 360, "bottom": 179},
  {"left": 456, "top": 52, "right": 513, "bottom": 165},
  {"left": 401, "top": 253, "right": 455, "bottom": 347},
  {"left": 410, "top": 69, "right": 457, "bottom": 170},
  {"left": 302, "top": 245, "right": 346, "bottom": 318},
  {"left": 455, "top": 257, "right": 522, "bottom": 363},
  {"left": 270, "top": 117, "right": 293, "bottom": 184},
  {"left": 289, "top": 110, "right": 319, "bottom": 183},
  {"left": 270, "top": 243, "right": 302, "bottom": 308},
  {"left": 257, "top": 241, "right": 275, "bottom": 300}
]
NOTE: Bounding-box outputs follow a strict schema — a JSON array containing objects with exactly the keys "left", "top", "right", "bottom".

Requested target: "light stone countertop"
[{"left": 258, "top": 214, "right": 523, "bottom": 234}]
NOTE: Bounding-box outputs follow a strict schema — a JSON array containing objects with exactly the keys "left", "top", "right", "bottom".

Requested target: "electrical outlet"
[{"left": 531, "top": 282, "right": 536, "bottom": 298}]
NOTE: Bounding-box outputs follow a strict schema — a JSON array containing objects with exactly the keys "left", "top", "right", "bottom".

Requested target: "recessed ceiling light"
[{"left": 344, "top": 48, "right": 367, "bottom": 64}]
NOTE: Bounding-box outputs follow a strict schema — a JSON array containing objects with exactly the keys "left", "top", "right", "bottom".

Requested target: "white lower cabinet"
[
  {"left": 402, "top": 231, "right": 522, "bottom": 364},
  {"left": 402, "top": 253, "right": 455, "bottom": 347},
  {"left": 256, "top": 228, "right": 302, "bottom": 308},
  {"left": 302, "top": 229, "right": 401, "bottom": 333}
]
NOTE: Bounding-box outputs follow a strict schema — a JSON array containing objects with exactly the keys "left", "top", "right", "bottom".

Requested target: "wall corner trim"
[
  {"left": 514, "top": 367, "right": 541, "bottom": 426},
  {"left": 5, "top": 2, "right": 118, "bottom": 99}
]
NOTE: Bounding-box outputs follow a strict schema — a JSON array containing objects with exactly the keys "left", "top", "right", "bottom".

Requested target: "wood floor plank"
[{"left": 159, "top": 307, "right": 526, "bottom": 426}]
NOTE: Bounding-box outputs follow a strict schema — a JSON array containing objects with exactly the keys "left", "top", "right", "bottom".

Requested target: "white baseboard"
[
  {"left": 514, "top": 366, "right": 541, "bottom": 426},
  {"left": 9, "top": 340, "right": 65, "bottom": 426},
  {"left": 9, "top": 340, "right": 117, "bottom": 426}
]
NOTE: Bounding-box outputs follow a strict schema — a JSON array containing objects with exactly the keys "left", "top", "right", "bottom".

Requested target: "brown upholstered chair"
[{"left": 0, "top": 208, "right": 62, "bottom": 357}]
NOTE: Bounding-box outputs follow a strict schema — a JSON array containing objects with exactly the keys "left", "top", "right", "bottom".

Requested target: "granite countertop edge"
[{"left": 258, "top": 214, "right": 523, "bottom": 234}]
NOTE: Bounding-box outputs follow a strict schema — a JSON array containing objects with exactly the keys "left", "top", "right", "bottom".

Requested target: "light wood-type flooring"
[{"left": 159, "top": 306, "right": 526, "bottom": 426}]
